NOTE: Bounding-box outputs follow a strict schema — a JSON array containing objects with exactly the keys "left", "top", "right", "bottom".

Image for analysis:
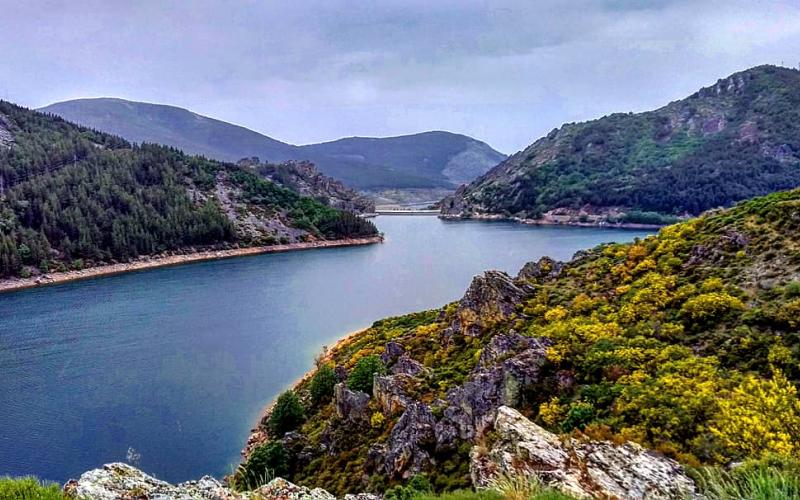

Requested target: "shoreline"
[
  {"left": 439, "top": 213, "right": 667, "bottom": 230},
  {"left": 242, "top": 326, "right": 369, "bottom": 459},
  {"left": 0, "top": 236, "right": 384, "bottom": 294}
]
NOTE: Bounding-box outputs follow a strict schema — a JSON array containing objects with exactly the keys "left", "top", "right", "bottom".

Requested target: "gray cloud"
[{"left": 1, "top": 0, "right": 799, "bottom": 152}]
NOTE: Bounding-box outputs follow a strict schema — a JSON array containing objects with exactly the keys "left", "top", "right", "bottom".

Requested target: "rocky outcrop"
[
  {"left": 436, "top": 333, "right": 549, "bottom": 448},
  {"left": 517, "top": 256, "right": 564, "bottom": 282},
  {"left": 334, "top": 383, "right": 371, "bottom": 424},
  {"left": 471, "top": 407, "right": 698, "bottom": 500},
  {"left": 240, "top": 159, "right": 375, "bottom": 214},
  {"left": 63, "top": 462, "right": 337, "bottom": 500},
  {"left": 451, "top": 271, "right": 533, "bottom": 336},
  {"left": 382, "top": 402, "right": 437, "bottom": 479},
  {"left": 373, "top": 374, "right": 413, "bottom": 416}
]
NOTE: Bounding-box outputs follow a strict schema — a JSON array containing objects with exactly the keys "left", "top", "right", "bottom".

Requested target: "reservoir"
[{"left": 0, "top": 216, "right": 652, "bottom": 483}]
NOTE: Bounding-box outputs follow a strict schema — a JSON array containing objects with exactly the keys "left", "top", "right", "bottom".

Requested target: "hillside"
[
  {"left": 40, "top": 98, "right": 506, "bottom": 190},
  {"left": 0, "top": 101, "right": 377, "bottom": 279},
  {"left": 237, "top": 158, "right": 375, "bottom": 213},
  {"left": 442, "top": 65, "right": 800, "bottom": 224},
  {"left": 237, "top": 188, "right": 800, "bottom": 496}
]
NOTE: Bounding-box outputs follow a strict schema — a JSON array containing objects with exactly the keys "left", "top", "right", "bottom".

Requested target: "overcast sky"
[{"left": 2, "top": 0, "right": 799, "bottom": 153}]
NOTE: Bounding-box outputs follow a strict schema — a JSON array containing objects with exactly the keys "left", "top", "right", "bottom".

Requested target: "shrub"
[
  {"left": 268, "top": 390, "right": 305, "bottom": 437},
  {"left": 310, "top": 364, "right": 337, "bottom": 406},
  {"left": 385, "top": 474, "right": 432, "bottom": 500},
  {"left": 0, "top": 477, "right": 63, "bottom": 499},
  {"left": 347, "top": 355, "right": 386, "bottom": 393},
  {"left": 234, "top": 440, "right": 290, "bottom": 490},
  {"left": 696, "top": 458, "right": 800, "bottom": 499},
  {"left": 681, "top": 292, "right": 745, "bottom": 321}
]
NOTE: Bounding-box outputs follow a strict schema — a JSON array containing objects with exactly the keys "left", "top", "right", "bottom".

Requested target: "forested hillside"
[
  {"left": 443, "top": 65, "right": 800, "bottom": 224},
  {"left": 0, "top": 101, "right": 376, "bottom": 278},
  {"left": 239, "top": 187, "right": 800, "bottom": 495}
]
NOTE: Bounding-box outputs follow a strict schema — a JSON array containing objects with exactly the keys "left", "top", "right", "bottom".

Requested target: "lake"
[{"left": 0, "top": 216, "right": 652, "bottom": 483}]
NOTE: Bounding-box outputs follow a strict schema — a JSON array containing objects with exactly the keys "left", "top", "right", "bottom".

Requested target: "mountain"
[
  {"left": 40, "top": 98, "right": 507, "bottom": 190},
  {"left": 442, "top": 65, "right": 800, "bottom": 224},
  {"left": 0, "top": 100, "right": 377, "bottom": 279},
  {"left": 236, "top": 187, "right": 800, "bottom": 496}
]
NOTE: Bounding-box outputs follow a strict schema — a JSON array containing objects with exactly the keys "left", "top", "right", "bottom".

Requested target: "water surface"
[{"left": 0, "top": 217, "right": 652, "bottom": 483}]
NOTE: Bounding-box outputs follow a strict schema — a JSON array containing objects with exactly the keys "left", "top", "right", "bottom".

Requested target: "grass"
[
  {"left": 696, "top": 465, "right": 800, "bottom": 500},
  {"left": 0, "top": 477, "right": 64, "bottom": 499}
]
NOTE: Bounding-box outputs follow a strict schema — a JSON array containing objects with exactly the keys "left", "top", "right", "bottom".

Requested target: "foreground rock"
[
  {"left": 63, "top": 463, "right": 336, "bottom": 500},
  {"left": 471, "top": 407, "right": 698, "bottom": 499}
]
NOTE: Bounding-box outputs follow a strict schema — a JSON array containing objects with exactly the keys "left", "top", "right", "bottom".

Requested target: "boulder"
[
  {"left": 517, "top": 256, "right": 564, "bottom": 282},
  {"left": 435, "top": 334, "right": 549, "bottom": 448},
  {"left": 391, "top": 354, "right": 429, "bottom": 377},
  {"left": 383, "top": 402, "right": 437, "bottom": 479},
  {"left": 64, "top": 463, "right": 342, "bottom": 500},
  {"left": 334, "top": 383, "right": 371, "bottom": 424},
  {"left": 451, "top": 270, "right": 534, "bottom": 336},
  {"left": 373, "top": 374, "right": 414, "bottom": 415},
  {"left": 470, "top": 407, "right": 698, "bottom": 500},
  {"left": 381, "top": 341, "right": 405, "bottom": 365}
]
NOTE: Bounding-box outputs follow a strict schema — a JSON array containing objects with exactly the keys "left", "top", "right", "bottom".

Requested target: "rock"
[
  {"left": 381, "top": 341, "right": 405, "bottom": 365},
  {"left": 383, "top": 402, "right": 437, "bottom": 479},
  {"left": 452, "top": 271, "right": 533, "bottom": 336},
  {"left": 391, "top": 354, "right": 428, "bottom": 377},
  {"left": 436, "top": 335, "right": 549, "bottom": 448},
  {"left": 517, "top": 257, "right": 564, "bottom": 282},
  {"left": 344, "top": 494, "right": 383, "bottom": 500},
  {"left": 471, "top": 407, "right": 698, "bottom": 500},
  {"left": 255, "top": 477, "right": 336, "bottom": 500},
  {"left": 334, "top": 383, "right": 371, "bottom": 424},
  {"left": 373, "top": 374, "right": 414, "bottom": 415},
  {"left": 63, "top": 463, "right": 344, "bottom": 500},
  {"left": 63, "top": 462, "right": 243, "bottom": 499}
]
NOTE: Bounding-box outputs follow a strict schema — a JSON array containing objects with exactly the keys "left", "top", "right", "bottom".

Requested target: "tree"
[
  {"left": 235, "top": 440, "right": 290, "bottom": 489},
  {"left": 309, "top": 364, "right": 337, "bottom": 406},
  {"left": 347, "top": 355, "right": 386, "bottom": 394},
  {"left": 268, "top": 390, "right": 305, "bottom": 437}
]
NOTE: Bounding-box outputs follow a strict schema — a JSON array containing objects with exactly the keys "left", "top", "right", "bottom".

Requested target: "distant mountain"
[
  {"left": 0, "top": 100, "right": 377, "bottom": 279},
  {"left": 442, "top": 65, "right": 800, "bottom": 224},
  {"left": 40, "top": 98, "right": 506, "bottom": 190}
]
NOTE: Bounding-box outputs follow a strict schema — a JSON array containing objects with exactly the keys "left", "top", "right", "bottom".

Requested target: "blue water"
[{"left": 0, "top": 216, "right": 652, "bottom": 483}]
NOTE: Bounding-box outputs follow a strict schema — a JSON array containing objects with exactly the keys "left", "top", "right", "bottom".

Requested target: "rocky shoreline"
[
  {"left": 0, "top": 236, "right": 384, "bottom": 294},
  {"left": 439, "top": 212, "right": 665, "bottom": 230}
]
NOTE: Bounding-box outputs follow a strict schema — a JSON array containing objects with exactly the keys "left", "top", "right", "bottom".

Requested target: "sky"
[{"left": 2, "top": 0, "right": 800, "bottom": 153}]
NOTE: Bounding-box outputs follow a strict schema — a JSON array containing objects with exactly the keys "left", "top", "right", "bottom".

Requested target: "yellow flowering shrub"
[
  {"left": 538, "top": 397, "right": 566, "bottom": 427},
  {"left": 681, "top": 292, "right": 746, "bottom": 321},
  {"left": 711, "top": 371, "right": 800, "bottom": 458}
]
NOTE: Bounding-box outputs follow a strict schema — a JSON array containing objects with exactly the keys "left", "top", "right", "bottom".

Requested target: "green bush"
[
  {"left": 234, "top": 440, "right": 290, "bottom": 490},
  {"left": 0, "top": 477, "right": 63, "bottom": 499},
  {"left": 310, "top": 364, "right": 337, "bottom": 406},
  {"left": 347, "top": 355, "right": 386, "bottom": 393},
  {"left": 385, "top": 474, "right": 433, "bottom": 500},
  {"left": 268, "top": 390, "right": 305, "bottom": 436}
]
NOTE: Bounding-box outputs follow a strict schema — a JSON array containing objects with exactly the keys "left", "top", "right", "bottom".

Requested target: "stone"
[
  {"left": 381, "top": 341, "right": 405, "bottom": 365},
  {"left": 391, "top": 354, "right": 428, "bottom": 377},
  {"left": 373, "top": 374, "right": 413, "bottom": 415},
  {"left": 334, "top": 383, "right": 371, "bottom": 424},
  {"left": 517, "top": 256, "right": 564, "bottom": 282},
  {"left": 383, "top": 402, "right": 437, "bottom": 479},
  {"left": 470, "top": 407, "right": 698, "bottom": 500},
  {"left": 255, "top": 477, "right": 336, "bottom": 500},
  {"left": 452, "top": 271, "right": 533, "bottom": 336}
]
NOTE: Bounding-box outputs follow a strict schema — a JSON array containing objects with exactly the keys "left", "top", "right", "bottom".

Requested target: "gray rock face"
[
  {"left": 436, "top": 333, "right": 549, "bottom": 448},
  {"left": 383, "top": 402, "right": 437, "bottom": 479},
  {"left": 391, "top": 354, "right": 428, "bottom": 377},
  {"left": 63, "top": 462, "right": 337, "bottom": 499},
  {"left": 451, "top": 271, "right": 533, "bottom": 336},
  {"left": 373, "top": 374, "right": 413, "bottom": 416},
  {"left": 334, "top": 383, "right": 371, "bottom": 424},
  {"left": 471, "top": 407, "right": 698, "bottom": 500},
  {"left": 381, "top": 341, "right": 405, "bottom": 365},
  {"left": 517, "top": 257, "right": 564, "bottom": 282}
]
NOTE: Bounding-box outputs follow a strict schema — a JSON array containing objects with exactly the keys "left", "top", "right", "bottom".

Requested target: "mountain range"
[
  {"left": 442, "top": 65, "right": 800, "bottom": 225},
  {"left": 40, "top": 98, "right": 507, "bottom": 191}
]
